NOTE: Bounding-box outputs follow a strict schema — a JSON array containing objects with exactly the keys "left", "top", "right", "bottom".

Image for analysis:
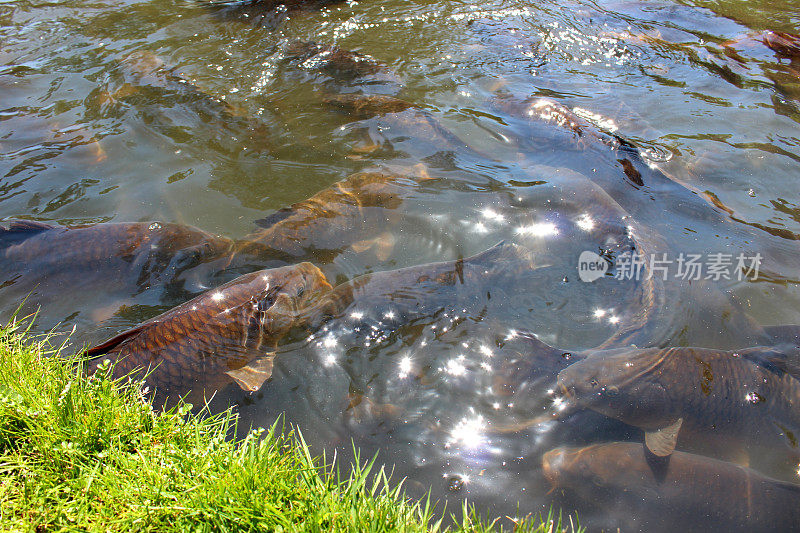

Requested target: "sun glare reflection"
[
  {"left": 447, "top": 414, "right": 487, "bottom": 450},
  {"left": 515, "top": 222, "right": 558, "bottom": 237},
  {"left": 576, "top": 214, "right": 595, "bottom": 231},
  {"left": 398, "top": 355, "right": 412, "bottom": 378}
]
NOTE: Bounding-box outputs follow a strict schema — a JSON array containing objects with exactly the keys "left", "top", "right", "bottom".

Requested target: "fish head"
[
  {"left": 143, "top": 223, "right": 234, "bottom": 274},
  {"left": 227, "top": 262, "right": 332, "bottom": 349},
  {"left": 556, "top": 347, "right": 673, "bottom": 428},
  {"left": 542, "top": 443, "right": 660, "bottom": 498},
  {"left": 253, "top": 261, "right": 332, "bottom": 320},
  {"left": 280, "top": 262, "right": 333, "bottom": 310}
]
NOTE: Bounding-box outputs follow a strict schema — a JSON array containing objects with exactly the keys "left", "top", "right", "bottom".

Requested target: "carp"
[
  {"left": 542, "top": 442, "right": 800, "bottom": 532},
  {"left": 85, "top": 262, "right": 331, "bottom": 401},
  {"left": 556, "top": 345, "right": 800, "bottom": 458},
  {"left": 234, "top": 171, "right": 438, "bottom": 262},
  {"left": 0, "top": 219, "right": 232, "bottom": 300},
  {"left": 307, "top": 241, "right": 538, "bottom": 327}
]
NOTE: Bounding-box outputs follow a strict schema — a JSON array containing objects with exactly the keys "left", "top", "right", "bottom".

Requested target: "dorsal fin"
[
  {"left": 254, "top": 207, "right": 295, "bottom": 229},
  {"left": 1, "top": 219, "right": 54, "bottom": 235},
  {"left": 84, "top": 323, "right": 150, "bottom": 358},
  {"left": 764, "top": 325, "right": 800, "bottom": 346},
  {"left": 741, "top": 345, "right": 800, "bottom": 381}
]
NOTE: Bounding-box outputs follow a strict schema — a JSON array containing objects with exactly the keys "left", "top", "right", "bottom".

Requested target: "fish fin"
[
  {"left": 742, "top": 345, "right": 800, "bottom": 381},
  {"left": 374, "top": 232, "right": 395, "bottom": 261},
  {"left": 225, "top": 354, "right": 274, "bottom": 392},
  {"left": 350, "top": 239, "right": 374, "bottom": 253},
  {"left": 411, "top": 163, "right": 431, "bottom": 180},
  {"left": 763, "top": 324, "right": 800, "bottom": 346},
  {"left": 254, "top": 208, "right": 294, "bottom": 229},
  {"left": 85, "top": 323, "right": 151, "bottom": 358},
  {"left": 645, "top": 417, "right": 683, "bottom": 457},
  {"left": 1, "top": 219, "right": 54, "bottom": 234}
]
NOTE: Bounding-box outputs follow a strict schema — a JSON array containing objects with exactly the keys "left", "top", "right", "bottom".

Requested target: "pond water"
[{"left": 3, "top": 0, "right": 800, "bottom": 530}]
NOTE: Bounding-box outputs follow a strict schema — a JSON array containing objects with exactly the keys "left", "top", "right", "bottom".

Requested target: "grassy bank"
[{"left": 0, "top": 319, "right": 580, "bottom": 532}]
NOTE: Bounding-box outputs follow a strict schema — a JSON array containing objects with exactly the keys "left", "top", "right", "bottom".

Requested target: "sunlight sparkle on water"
[
  {"left": 398, "top": 355, "right": 412, "bottom": 377},
  {"left": 481, "top": 207, "right": 505, "bottom": 223},
  {"left": 552, "top": 396, "right": 568, "bottom": 412},
  {"left": 472, "top": 221, "right": 489, "bottom": 234},
  {"left": 447, "top": 414, "right": 487, "bottom": 450},
  {"left": 608, "top": 315, "right": 620, "bottom": 324},
  {"left": 211, "top": 292, "right": 224, "bottom": 302},
  {"left": 515, "top": 222, "right": 558, "bottom": 237},
  {"left": 593, "top": 308, "right": 606, "bottom": 318},
  {"left": 323, "top": 334, "right": 338, "bottom": 349},
  {"left": 350, "top": 310, "right": 364, "bottom": 320},
  {"left": 576, "top": 214, "right": 595, "bottom": 231},
  {"left": 444, "top": 356, "right": 467, "bottom": 376}
]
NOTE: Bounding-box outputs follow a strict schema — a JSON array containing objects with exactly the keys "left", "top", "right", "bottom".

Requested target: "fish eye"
[
  {"left": 297, "top": 286, "right": 305, "bottom": 297},
  {"left": 604, "top": 385, "right": 619, "bottom": 396},
  {"left": 590, "top": 379, "right": 599, "bottom": 388}
]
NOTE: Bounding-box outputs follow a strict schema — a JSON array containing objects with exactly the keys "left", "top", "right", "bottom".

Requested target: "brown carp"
[
  {"left": 556, "top": 345, "right": 800, "bottom": 459},
  {"left": 0, "top": 219, "right": 232, "bottom": 300},
  {"left": 542, "top": 442, "right": 800, "bottom": 532},
  {"left": 323, "top": 94, "right": 416, "bottom": 120},
  {"left": 234, "top": 171, "right": 436, "bottom": 263},
  {"left": 282, "top": 41, "right": 390, "bottom": 81},
  {"left": 85, "top": 262, "right": 331, "bottom": 401},
  {"left": 88, "top": 51, "right": 274, "bottom": 154},
  {"left": 759, "top": 30, "right": 800, "bottom": 60}
]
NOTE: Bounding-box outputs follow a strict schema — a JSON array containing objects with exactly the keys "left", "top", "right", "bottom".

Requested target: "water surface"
[{"left": 2, "top": 0, "right": 800, "bottom": 529}]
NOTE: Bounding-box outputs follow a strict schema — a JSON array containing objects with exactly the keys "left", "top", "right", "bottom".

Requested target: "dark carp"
[
  {"left": 0, "top": 219, "right": 232, "bottom": 301},
  {"left": 556, "top": 345, "right": 800, "bottom": 459},
  {"left": 85, "top": 262, "right": 332, "bottom": 401},
  {"left": 542, "top": 442, "right": 800, "bottom": 532},
  {"left": 307, "top": 241, "right": 537, "bottom": 327},
  {"left": 759, "top": 30, "right": 800, "bottom": 60}
]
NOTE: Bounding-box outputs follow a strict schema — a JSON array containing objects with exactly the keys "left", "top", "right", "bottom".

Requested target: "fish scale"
[{"left": 86, "top": 263, "right": 332, "bottom": 401}]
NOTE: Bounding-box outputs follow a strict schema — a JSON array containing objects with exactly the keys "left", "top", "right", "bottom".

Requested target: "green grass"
[{"left": 0, "top": 318, "right": 582, "bottom": 532}]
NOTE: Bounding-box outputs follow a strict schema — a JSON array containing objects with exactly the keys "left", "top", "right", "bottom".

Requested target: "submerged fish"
[
  {"left": 760, "top": 30, "right": 800, "bottom": 60},
  {"left": 234, "top": 171, "right": 442, "bottom": 263},
  {"left": 85, "top": 262, "right": 332, "bottom": 401},
  {"left": 89, "top": 51, "right": 275, "bottom": 155},
  {"left": 323, "top": 94, "right": 416, "bottom": 120},
  {"left": 542, "top": 442, "right": 800, "bottom": 532},
  {"left": 556, "top": 345, "right": 800, "bottom": 458},
  {"left": 0, "top": 219, "right": 232, "bottom": 299},
  {"left": 282, "top": 41, "right": 391, "bottom": 81},
  {"left": 307, "top": 241, "right": 538, "bottom": 327}
]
